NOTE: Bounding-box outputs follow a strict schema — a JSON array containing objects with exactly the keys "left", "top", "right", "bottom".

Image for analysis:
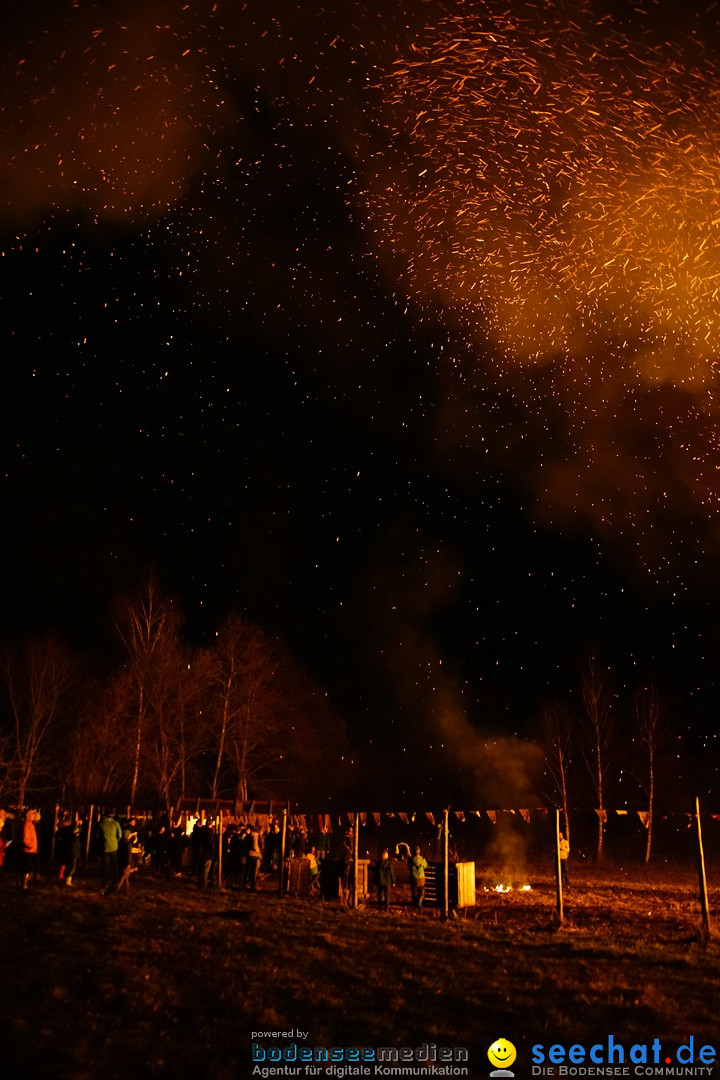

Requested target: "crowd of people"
[{"left": 0, "top": 807, "right": 440, "bottom": 910}]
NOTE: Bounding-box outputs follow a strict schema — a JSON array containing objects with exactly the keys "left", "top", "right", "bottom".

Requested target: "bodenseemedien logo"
[{"left": 488, "top": 1038, "right": 517, "bottom": 1077}]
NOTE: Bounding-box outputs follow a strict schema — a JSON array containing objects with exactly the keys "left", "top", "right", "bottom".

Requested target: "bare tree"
[
  {"left": 632, "top": 683, "right": 673, "bottom": 865},
  {"left": 540, "top": 701, "right": 574, "bottom": 845},
  {"left": 207, "top": 613, "right": 348, "bottom": 803},
  {"left": 112, "top": 578, "right": 179, "bottom": 806},
  {"left": 142, "top": 638, "right": 211, "bottom": 814},
  {"left": 66, "top": 672, "right": 135, "bottom": 805},
  {"left": 0, "top": 733, "right": 11, "bottom": 803},
  {"left": 0, "top": 636, "right": 80, "bottom": 807},
  {"left": 580, "top": 655, "right": 614, "bottom": 862},
  {"left": 207, "top": 614, "right": 247, "bottom": 799},
  {"left": 208, "top": 616, "right": 288, "bottom": 801}
]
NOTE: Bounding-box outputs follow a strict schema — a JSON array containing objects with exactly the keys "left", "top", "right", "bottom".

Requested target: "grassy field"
[{"left": 2, "top": 860, "right": 719, "bottom": 1080}]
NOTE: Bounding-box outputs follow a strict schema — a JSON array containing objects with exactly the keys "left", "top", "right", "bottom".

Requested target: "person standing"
[
  {"left": 55, "top": 815, "right": 80, "bottom": 886},
  {"left": 99, "top": 810, "right": 122, "bottom": 890},
  {"left": 316, "top": 824, "right": 331, "bottom": 862},
  {"left": 306, "top": 847, "right": 320, "bottom": 893},
  {"left": 558, "top": 831, "right": 570, "bottom": 888},
  {"left": 192, "top": 820, "right": 216, "bottom": 888},
  {"left": 409, "top": 846, "right": 428, "bottom": 908},
  {"left": 245, "top": 828, "right": 262, "bottom": 891},
  {"left": 0, "top": 809, "right": 9, "bottom": 882},
  {"left": 237, "top": 826, "right": 251, "bottom": 887},
  {"left": 374, "top": 849, "right": 396, "bottom": 911},
  {"left": 20, "top": 810, "right": 39, "bottom": 889},
  {"left": 109, "top": 819, "right": 143, "bottom": 893}
]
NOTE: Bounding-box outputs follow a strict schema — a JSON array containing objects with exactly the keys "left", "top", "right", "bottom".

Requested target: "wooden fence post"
[
  {"left": 216, "top": 812, "right": 223, "bottom": 890},
  {"left": 84, "top": 804, "right": 94, "bottom": 865},
  {"left": 353, "top": 811, "right": 360, "bottom": 909},
  {"left": 278, "top": 807, "right": 288, "bottom": 898},
  {"left": 696, "top": 796, "right": 711, "bottom": 943},
  {"left": 442, "top": 809, "right": 450, "bottom": 921},
  {"left": 51, "top": 802, "right": 60, "bottom": 863},
  {"left": 555, "top": 808, "right": 564, "bottom": 925}
]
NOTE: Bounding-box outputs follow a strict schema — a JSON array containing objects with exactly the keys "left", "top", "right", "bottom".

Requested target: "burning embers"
[{"left": 486, "top": 883, "right": 532, "bottom": 894}]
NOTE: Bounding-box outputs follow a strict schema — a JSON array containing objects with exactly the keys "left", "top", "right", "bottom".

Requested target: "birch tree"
[
  {"left": 207, "top": 616, "right": 287, "bottom": 801},
  {"left": 66, "top": 673, "right": 134, "bottom": 805},
  {"left": 207, "top": 613, "right": 346, "bottom": 803},
  {"left": 142, "top": 639, "right": 212, "bottom": 813},
  {"left": 632, "top": 683, "right": 672, "bottom": 865},
  {"left": 0, "top": 636, "right": 80, "bottom": 806},
  {"left": 541, "top": 701, "right": 574, "bottom": 845},
  {"left": 581, "top": 655, "right": 614, "bottom": 862},
  {"left": 112, "top": 578, "right": 180, "bottom": 806}
]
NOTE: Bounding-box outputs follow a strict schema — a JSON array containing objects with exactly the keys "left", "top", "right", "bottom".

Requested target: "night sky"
[{"left": 2, "top": 0, "right": 720, "bottom": 795}]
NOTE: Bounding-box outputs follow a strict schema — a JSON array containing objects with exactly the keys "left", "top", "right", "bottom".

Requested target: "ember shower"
[
  {"left": 356, "top": 0, "right": 720, "bottom": 580},
  {"left": 4, "top": 0, "right": 719, "bottom": 580}
]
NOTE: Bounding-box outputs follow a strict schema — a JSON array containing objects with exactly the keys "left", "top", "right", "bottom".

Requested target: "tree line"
[
  {"left": 0, "top": 577, "right": 708, "bottom": 866},
  {"left": 0, "top": 580, "right": 348, "bottom": 814},
  {"left": 539, "top": 654, "right": 684, "bottom": 864}
]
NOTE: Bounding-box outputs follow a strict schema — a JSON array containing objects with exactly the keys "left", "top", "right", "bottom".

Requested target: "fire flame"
[{"left": 486, "top": 884, "right": 532, "bottom": 893}]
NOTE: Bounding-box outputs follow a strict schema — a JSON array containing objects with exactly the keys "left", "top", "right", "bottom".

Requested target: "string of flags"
[
  {"left": 177, "top": 801, "right": 719, "bottom": 831},
  {"left": 303, "top": 809, "right": 712, "bottom": 832}
]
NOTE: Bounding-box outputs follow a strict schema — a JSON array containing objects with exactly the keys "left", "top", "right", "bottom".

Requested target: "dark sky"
[{"left": 2, "top": 0, "right": 720, "bottom": 787}]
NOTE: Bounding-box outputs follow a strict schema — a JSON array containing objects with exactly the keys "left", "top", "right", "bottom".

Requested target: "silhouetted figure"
[
  {"left": 0, "top": 809, "right": 10, "bottom": 882},
  {"left": 192, "top": 821, "right": 215, "bottom": 888},
  {"left": 107, "top": 819, "right": 143, "bottom": 893},
  {"left": 19, "top": 810, "right": 39, "bottom": 889},
  {"left": 245, "top": 828, "right": 262, "bottom": 890},
  {"left": 374, "top": 849, "right": 396, "bottom": 911},
  {"left": 55, "top": 816, "right": 80, "bottom": 886},
  {"left": 99, "top": 811, "right": 122, "bottom": 890}
]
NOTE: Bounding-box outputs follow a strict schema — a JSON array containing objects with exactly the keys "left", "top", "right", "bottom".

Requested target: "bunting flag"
[
  {"left": 135, "top": 803, "right": 720, "bottom": 830},
  {"left": 306, "top": 806, "right": 720, "bottom": 825}
]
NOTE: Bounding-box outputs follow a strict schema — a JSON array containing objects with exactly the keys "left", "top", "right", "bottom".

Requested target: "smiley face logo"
[{"left": 488, "top": 1038, "right": 517, "bottom": 1073}]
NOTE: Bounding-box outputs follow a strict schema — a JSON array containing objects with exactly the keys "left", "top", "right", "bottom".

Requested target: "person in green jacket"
[
  {"left": 409, "top": 846, "right": 428, "bottom": 908},
  {"left": 99, "top": 811, "right": 122, "bottom": 890}
]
